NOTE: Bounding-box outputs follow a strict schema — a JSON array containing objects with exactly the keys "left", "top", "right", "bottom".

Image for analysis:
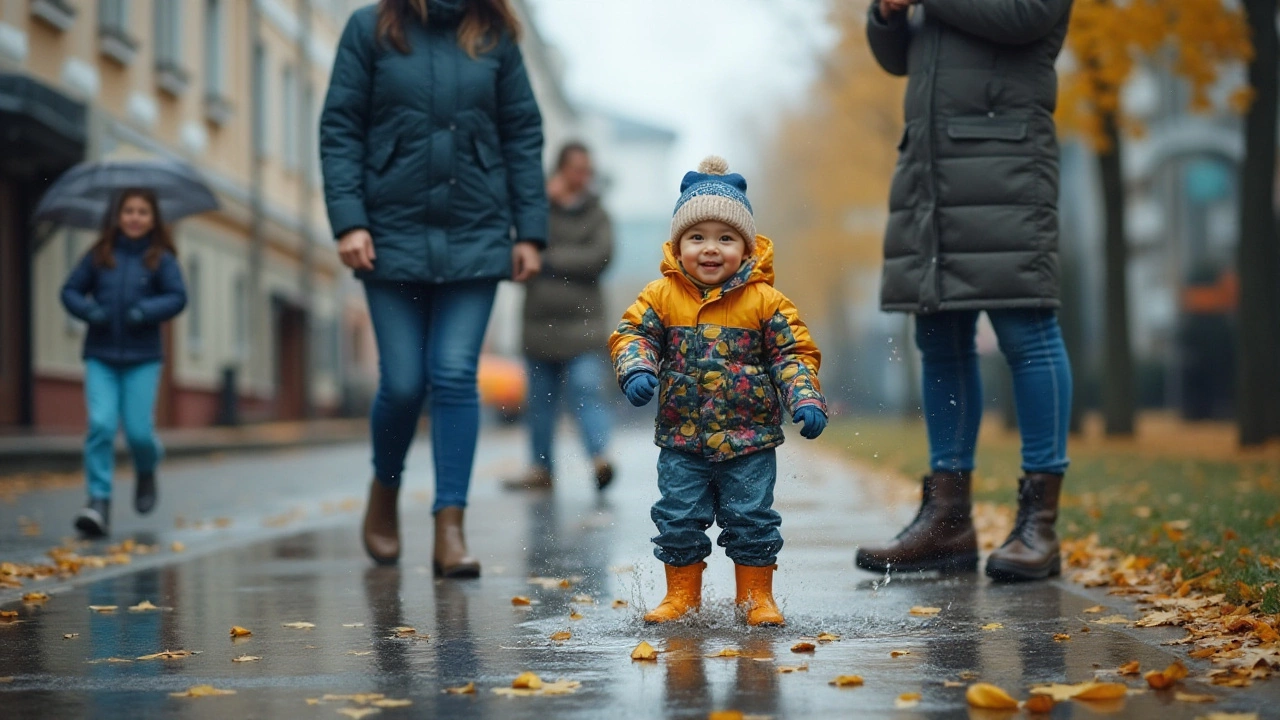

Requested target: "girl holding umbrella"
[{"left": 60, "top": 189, "right": 187, "bottom": 537}]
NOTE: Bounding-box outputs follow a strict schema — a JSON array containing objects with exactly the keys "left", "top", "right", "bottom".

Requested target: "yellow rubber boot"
[
  {"left": 643, "top": 562, "right": 706, "bottom": 623},
  {"left": 734, "top": 564, "right": 785, "bottom": 627}
]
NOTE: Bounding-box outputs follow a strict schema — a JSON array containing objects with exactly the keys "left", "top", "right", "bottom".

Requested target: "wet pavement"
[{"left": 1, "top": 422, "right": 1276, "bottom": 718}]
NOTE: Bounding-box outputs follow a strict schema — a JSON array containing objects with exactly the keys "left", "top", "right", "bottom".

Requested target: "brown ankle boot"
[
  {"left": 433, "top": 506, "right": 480, "bottom": 578},
  {"left": 855, "top": 471, "right": 978, "bottom": 573},
  {"left": 643, "top": 562, "right": 705, "bottom": 623},
  {"left": 501, "top": 466, "right": 553, "bottom": 491},
  {"left": 986, "top": 473, "right": 1063, "bottom": 582},
  {"left": 734, "top": 564, "right": 784, "bottom": 627},
  {"left": 362, "top": 479, "right": 400, "bottom": 566}
]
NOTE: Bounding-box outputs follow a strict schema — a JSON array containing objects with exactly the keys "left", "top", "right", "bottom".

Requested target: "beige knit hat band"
[{"left": 669, "top": 195, "right": 757, "bottom": 253}]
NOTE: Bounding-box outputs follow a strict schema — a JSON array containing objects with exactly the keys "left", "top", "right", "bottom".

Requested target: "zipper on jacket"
[
  {"left": 116, "top": 248, "right": 132, "bottom": 358},
  {"left": 923, "top": 14, "right": 943, "bottom": 313}
]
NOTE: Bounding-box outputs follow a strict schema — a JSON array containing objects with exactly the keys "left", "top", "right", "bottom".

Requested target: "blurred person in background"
[
  {"left": 60, "top": 189, "right": 187, "bottom": 537},
  {"left": 320, "top": 0, "right": 547, "bottom": 577},
  {"left": 854, "top": 0, "right": 1074, "bottom": 582},
  {"left": 505, "top": 142, "right": 616, "bottom": 492}
]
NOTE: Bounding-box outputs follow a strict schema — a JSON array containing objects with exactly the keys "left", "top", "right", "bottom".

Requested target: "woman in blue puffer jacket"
[
  {"left": 60, "top": 188, "right": 187, "bottom": 537},
  {"left": 320, "top": 0, "right": 547, "bottom": 577}
]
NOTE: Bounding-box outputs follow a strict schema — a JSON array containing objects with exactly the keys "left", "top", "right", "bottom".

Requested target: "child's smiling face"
[{"left": 678, "top": 221, "right": 747, "bottom": 286}]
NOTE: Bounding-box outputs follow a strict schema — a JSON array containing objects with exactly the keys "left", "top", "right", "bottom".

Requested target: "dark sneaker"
[
  {"left": 74, "top": 498, "right": 110, "bottom": 538},
  {"left": 135, "top": 471, "right": 157, "bottom": 515}
]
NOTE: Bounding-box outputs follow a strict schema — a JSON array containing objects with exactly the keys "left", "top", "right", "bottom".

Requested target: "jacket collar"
[
  {"left": 116, "top": 233, "right": 151, "bottom": 255},
  {"left": 660, "top": 235, "right": 776, "bottom": 298}
]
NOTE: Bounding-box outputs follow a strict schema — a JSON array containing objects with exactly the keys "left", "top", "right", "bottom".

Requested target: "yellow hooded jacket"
[{"left": 609, "top": 236, "right": 826, "bottom": 461}]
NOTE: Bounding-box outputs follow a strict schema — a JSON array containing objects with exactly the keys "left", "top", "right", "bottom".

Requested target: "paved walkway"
[{"left": 0, "top": 422, "right": 1273, "bottom": 718}]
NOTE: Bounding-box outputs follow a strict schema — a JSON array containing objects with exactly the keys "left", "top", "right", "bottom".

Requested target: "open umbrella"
[{"left": 33, "top": 158, "right": 219, "bottom": 230}]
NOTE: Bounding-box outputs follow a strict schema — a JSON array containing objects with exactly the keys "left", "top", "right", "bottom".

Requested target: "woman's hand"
[
  {"left": 511, "top": 241, "right": 542, "bottom": 282},
  {"left": 338, "top": 229, "right": 376, "bottom": 271}
]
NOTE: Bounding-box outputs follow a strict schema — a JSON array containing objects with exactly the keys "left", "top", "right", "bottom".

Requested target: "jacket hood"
[
  {"left": 427, "top": 0, "right": 467, "bottom": 24},
  {"left": 661, "top": 235, "right": 775, "bottom": 292}
]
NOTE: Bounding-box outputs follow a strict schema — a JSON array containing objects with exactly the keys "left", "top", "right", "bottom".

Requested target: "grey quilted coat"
[{"left": 867, "top": 0, "right": 1073, "bottom": 313}]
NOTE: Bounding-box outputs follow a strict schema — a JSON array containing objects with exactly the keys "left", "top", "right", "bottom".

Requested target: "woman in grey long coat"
[{"left": 854, "top": 0, "right": 1075, "bottom": 582}]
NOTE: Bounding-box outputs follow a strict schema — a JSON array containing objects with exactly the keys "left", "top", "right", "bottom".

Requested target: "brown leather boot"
[
  {"left": 855, "top": 471, "right": 978, "bottom": 573},
  {"left": 433, "top": 506, "right": 480, "bottom": 578},
  {"left": 643, "top": 562, "right": 706, "bottom": 623},
  {"left": 986, "top": 473, "right": 1063, "bottom": 582},
  {"left": 362, "top": 479, "right": 400, "bottom": 566},
  {"left": 501, "top": 466, "right": 553, "bottom": 491},
  {"left": 734, "top": 564, "right": 785, "bottom": 627}
]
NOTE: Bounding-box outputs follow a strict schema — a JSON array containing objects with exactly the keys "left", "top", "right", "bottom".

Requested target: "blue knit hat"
[{"left": 670, "top": 156, "right": 757, "bottom": 253}]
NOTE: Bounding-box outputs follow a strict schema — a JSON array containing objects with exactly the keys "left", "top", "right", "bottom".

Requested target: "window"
[
  {"left": 98, "top": 0, "right": 127, "bottom": 32},
  {"left": 186, "top": 255, "right": 202, "bottom": 355},
  {"left": 282, "top": 64, "right": 298, "bottom": 170},
  {"left": 153, "top": 0, "right": 187, "bottom": 95},
  {"left": 203, "top": 0, "right": 223, "bottom": 96},
  {"left": 98, "top": 0, "right": 138, "bottom": 65},
  {"left": 252, "top": 42, "right": 268, "bottom": 158}
]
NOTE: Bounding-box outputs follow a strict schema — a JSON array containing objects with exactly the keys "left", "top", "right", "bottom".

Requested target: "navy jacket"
[
  {"left": 60, "top": 236, "right": 187, "bottom": 364},
  {"left": 319, "top": 3, "right": 548, "bottom": 284}
]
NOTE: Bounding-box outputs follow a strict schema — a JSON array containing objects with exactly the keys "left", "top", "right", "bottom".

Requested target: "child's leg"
[
  {"left": 651, "top": 449, "right": 715, "bottom": 566},
  {"left": 713, "top": 449, "right": 782, "bottom": 566}
]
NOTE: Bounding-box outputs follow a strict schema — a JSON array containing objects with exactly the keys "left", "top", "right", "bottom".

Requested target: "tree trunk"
[
  {"left": 1100, "top": 115, "right": 1135, "bottom": 436},
  {"left": 1237, "top": 0, "right": 1280, "bottom": 445}
]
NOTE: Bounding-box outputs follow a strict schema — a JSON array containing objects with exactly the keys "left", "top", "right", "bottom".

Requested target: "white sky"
[{"left": 524, "top": 0, "right": 839, "bottom": 177}]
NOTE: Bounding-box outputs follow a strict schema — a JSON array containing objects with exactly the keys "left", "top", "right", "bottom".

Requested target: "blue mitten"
[
  {"left": 623, "top": 372, "right": 659, "bottom": 407},
  {"left": 126, "top": 306, "right": 146, "bottom": 325},
  {"left": 85, "top": 306, "right": 109, "bottom": 326},
  {"left": 793, "top": 406, "right": 827, "bottom": 439}
]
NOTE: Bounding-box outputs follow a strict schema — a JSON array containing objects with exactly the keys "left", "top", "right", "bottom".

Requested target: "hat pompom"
[{"left": 698, "top": 155, "right": 729, "bottom": 176}]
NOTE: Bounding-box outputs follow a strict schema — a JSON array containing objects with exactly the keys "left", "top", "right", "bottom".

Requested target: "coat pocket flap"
[
  {"left": 473, "top": 136, "right": 502, "bottom": 171},
  {"left": 946, "top": 117, "right": 1028, "bottom": 141},
  {"left": 367, "top": 134, "right": 397, "bottom": 173}
]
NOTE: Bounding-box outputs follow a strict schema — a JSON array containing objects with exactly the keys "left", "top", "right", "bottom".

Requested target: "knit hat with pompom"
[{"left": 669, "top": 156, "right": 757, "bottom": 254}]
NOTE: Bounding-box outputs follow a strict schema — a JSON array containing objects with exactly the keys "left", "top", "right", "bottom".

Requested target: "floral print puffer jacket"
[{"left": 609, "top": 236, "right": 826, "bottom": 462}]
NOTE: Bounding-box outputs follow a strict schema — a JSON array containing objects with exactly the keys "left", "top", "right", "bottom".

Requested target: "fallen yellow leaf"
[
  {"left": 336, "top": 709, "right": 378, "bottom": 720},
  {"left": 128, "top": 600, "right": 163, "bottom": 612},
  {"left": 512, "top": 671, "right": 543, "bottom": 690},
  {"left": 342, "top": 623, "right": 365, "bottom": 628},
  {"left": 1026, "top": 694, "right": 1056, "bottom": 713},
  {"left": 170, "top": 685, "right": 235, "bottom": 698},
  {"left": 170, "top": 541, "right": 185, "bottom": 553},
  {"left": 230, "top": 626, "right": 252, "bottom": 638},
  {"left": 21, "top": 592, "right": 49, "bottom": 603},
  {"left": 829, "top": 675, "right": 864, "bottom": 687},
  {"left": 347, "top": 651, "right": 373, "bottom": 656},
  {"left": 1074, "top": 682, "right": 1129, "bottom": 701},
  {"left": 707, "top": 648, "right": 743, "bottom": 658},
  {"left": 708, "top": 712, "right": 744, "bottom": 720},
  {"left": 981, "top": 623, "right": 1004, "bottom": 631},
  {"left": 944, "top": 680, "right": 965, "bottom": 688},
  {"left": 791, "top": 642, "right": 816, "bottom": 653},
  {"left": 0, "top": 611, "right": 17, "bottom": 620},
  {"left": 612, "top": 599, "right": 628, "bottom": 609},
  {"left": 511, "top": 596, "right": 533, "bottom": 606},
  {"left": 1175, "top": 691, "right": 1216, "bottom": 703},
  {"left": 1053, "top": 633, "right": 1071, "bottom": 642},
  {"left": 550, "top": 631, "right": 572, "bottom": 642},
  {"left": 777, "top": 664, "right": 808, "bottom": 673},
  {"left": 890, "top": 649, "right": 911, "bottom": 657},
  {"left": 137, "top": 649, "right": 198, "bottom": 661},
  {"left": 443, "top": 682, "right": 476, "bottom": 695},
  {"left": 63, "top": 633, "right": 78, "bottom": 639},
  {"left": 281, "top": 621, "right": 315, "bottom": 629},
  {"left": 231, "top": 655, "right": 260, "bottom": 663},
  {"left": 88, "top": 605, "right": 117, "bottom": 612},
  {"left": 372, "top": 699, "right": 412, "bottom": 708},
  {"left": 966, "top": 683, "right": 1018, "bottom": 710},
  {"left": 1093, "top": 615, "right": 1132, "bottom": 625},
  {"left": 816, "top": 632, "right": 840, "bottom": 642},
  {"left": 1083, "top": 605, "right": 1106, "bottom": 613},
  {"left": 391, "top": 626, "right": 417, "bottom": 637},
  {"left": 896, "top": 692, "right": 922, "bottom": 708},
  {"left": 1147, "top": 660, "right": 1189, "bottom": 689},
  {"left": 1119, "top": 660, "right": 1141, "bottom": 675},
  {"left": 322, "top": 693, "right": 384, "bottom": 703},
  {"left": 909, "top": 606, "right": 941, "bottom": 616},
  {"left": 631, "top": 641, "right": 658, "bottom": 661},
  {"left": 569, "top": 611, "right": 584, "bottom": 621},
  {"left": 570, "top": 594, "right": 594, "bottom": 604},
  {"left": 1194, "top": 714, "right": 1258, "bottom": 720}
]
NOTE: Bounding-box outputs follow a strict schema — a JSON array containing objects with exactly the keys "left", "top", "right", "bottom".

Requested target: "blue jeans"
[
  {"left": 525, "top": 354, "right": 612, "bottom": 472},
  {"left": 83, "top": 358, "right": 163, "bottom": 500},
  {"left": 651, "top": 448, "right": 782, "bottom": 567},
  {"left": 914, "top": 309, "right": 1072, "bottom": 475},
  {"left": 365, "top": 279, "right": 498, "bottom": 513}
]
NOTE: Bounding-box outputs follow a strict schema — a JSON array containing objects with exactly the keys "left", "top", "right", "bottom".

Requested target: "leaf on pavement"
[
  {"left": 965, "top": 683, "right": 1019, "bottom": 710},
  {"left": 612, "top": 599, "right": 628, "bottom": 609},
  {"left": 707, "top": 712, "right": 744, "bottom": 720},
  {"left": 21, "top": 592, "right": 49, "bottom": 603},
  {"left": 1025, "top": 694, "right": 1056, "bottom": 713},
  {"left": 232, "top": 655, "right": 260, "bottom": 663},
  {"left": 569, "top": 611, "right": 584, "bottom": 621},
  {"left": 170, "top": 541, "right": 185, "bottom": 553},
  {"left": 86, "top": 657, "right": 132, "bottom": 664},
  {"left": 391, "top": 627, "right": 417, "bottom": 637},
  {"left": 170, "top": 685, "right": 235, "bottom": 698},
  {"left": 1053, "top": 633, "right": 1071, "bottom": 642},
  {"left": 829, "top": 675, "right": 864, "bottom": 687},
  {"left": 777, "top": 664, "right": 808, "bottom": 673},
  {"left": 895, "top": 692, "right": 922, "bottom": 708},
  {"left": 1135, "top": 611, "right": 1182, "bottom": 628},
  {"left": 230, "top": 626, "right": 252, "bottom": 638},
  {"left": 707, "top": 648, "right": 743, "bottom": 658},
  {"left": 1175, "top": 691, "right": 1216, "bottom": 703},
  {"left": 816, "top": 632, "right": 840, "bottom": 642},
  {"left": 1073, "top": 682, "right": 1129, "bottom": 701},
  {"left": 510, "top": 596, "right": 534, "bottom": 606},
  {"left": 909, "top": 606, "right": 941, "bottom": 616},
  {"left": 128, "top": 600, "right": 167, "bottom": 612},
  {"left": 1093, "top": 615, "right": 1132, "bottom": 625},
  {"left": 88, "top": 605, "right": 117, "bottom": 612},
  {"left": 63, "top": 633, "right": 78, "bottom": 639},
  {"left": 347, "top": 651, "right": 372, "bottom": 656},
  {"left": 321, "top": 693, "right": 384, "bottom": 703},
  {"left": 342, "top": 623, "right": 364, "bottom": 628},
  {"left": 1119, "top": 660, "right": 1141, "bottom": 675},
  {"left": 281, "top": 621, "right": 316, "bottom": 629},
  {"left": 631, "top": 641, "right": 658, "bottom": 661},
  {"left": 1195, "top": 714, "right": 1258, "bottom": 720},
  {"left": 0, "top": 611, "right": 17, "bottom": 620},
  {"left": 1083, "top": 605, "right": 1106, "bottom": 613},
  {"left": 137, "top": 649, "right": 198, "bottom": 661},
  {"left": 512, "top": 672, "right": 542, "bottom": 690},
  {"left": 1147, "top": 660, "right": 1189, "bottom": 689},
  {"left": 570, "top": 594, "right": 595, "bottom": 604},
  {"left": 791, "top": 642, "right": 816, "bottom": 653},
  {"left": 890, "top": 649, "right": 911, "bottom": 657},
  {"left": 527, "top": 576, "right": 576, "bottom": 590},
  {"left": 336, "top": 709, "right": 379, "bottom": 719},
  {"left": 442, "top": 682, "right": 476, "bottom": 695},
  {"left": 371, "top": 699, "right": 412, "bottom": 708},
  {"left": 981, "top": 623, "right": 1004, "bottom": 631},
  {"left": 550, "top": 631, "right": 571, "bottom": 642}
]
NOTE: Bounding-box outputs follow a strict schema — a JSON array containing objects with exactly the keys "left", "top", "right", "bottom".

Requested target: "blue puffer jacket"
[
  {"left": 60, "top": 235, "right": 187, "bottom": 364},
  {"left": 319, "top": 2, "right": 548, "bottom": 284}
]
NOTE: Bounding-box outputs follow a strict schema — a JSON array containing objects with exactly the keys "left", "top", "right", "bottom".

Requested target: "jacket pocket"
[
  {"left": 367, "top": 133, "right": 399, "bottom": 174},
  {"left": 472, "top": 136, "right": 509, "bottom": 205},
  {"left": 946, "top": 116, "right": 1029, "bottom": 141}
]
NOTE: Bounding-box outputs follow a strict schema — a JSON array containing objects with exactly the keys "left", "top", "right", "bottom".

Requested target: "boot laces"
[{"left": 1005, "top": 481, "right": 1037, "bottom": 547}]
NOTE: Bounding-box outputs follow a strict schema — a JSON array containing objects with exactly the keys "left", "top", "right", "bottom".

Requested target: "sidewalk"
[{"left": 0, "top": 418, "right": 369, "bottom": 476}]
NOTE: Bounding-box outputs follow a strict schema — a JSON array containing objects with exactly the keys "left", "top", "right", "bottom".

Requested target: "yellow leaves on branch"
[{"left": 1058, "top": 0, "right": 1254, "bottom": 151}]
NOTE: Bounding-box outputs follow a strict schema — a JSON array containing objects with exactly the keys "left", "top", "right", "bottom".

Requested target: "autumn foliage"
[{"left": 1057, "top": 0, "right": 1254, "bottom": 150}]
